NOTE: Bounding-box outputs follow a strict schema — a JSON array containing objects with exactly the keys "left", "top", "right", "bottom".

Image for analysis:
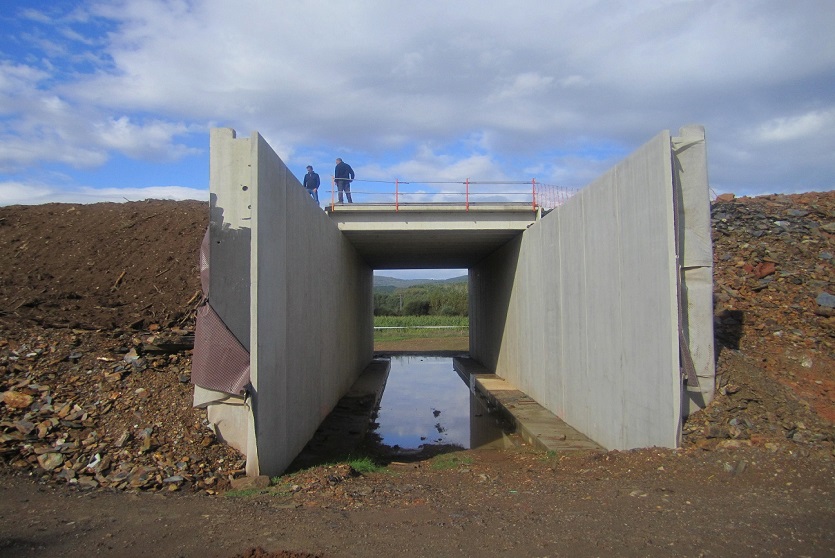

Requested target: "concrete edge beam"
[{"left": 454, "top": 357, "right": 603, "bottom": 453}]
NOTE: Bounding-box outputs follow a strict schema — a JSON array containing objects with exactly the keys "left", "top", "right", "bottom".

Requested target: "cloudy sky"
[{"left": 1, "top": 1, "right": 833, "bottom": 277}]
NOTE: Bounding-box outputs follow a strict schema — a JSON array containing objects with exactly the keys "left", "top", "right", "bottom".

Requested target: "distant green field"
[
  {"left": 374, "top": 327, "right": 468, "bottom": 343},
  {"left": 373, "top": 315, "right": 468, "bottom": 343},
  {"left": 374, "top": 315, "right": 469, "bottom": 328}
]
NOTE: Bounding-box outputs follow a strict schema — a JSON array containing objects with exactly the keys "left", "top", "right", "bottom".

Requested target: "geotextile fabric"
[{"left": 191, "top": 227, "right": 251, "bottom": 396}]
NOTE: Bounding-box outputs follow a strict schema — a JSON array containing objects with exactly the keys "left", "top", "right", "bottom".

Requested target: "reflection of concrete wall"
[
  {"left": 470, "top": 127, "right": 713, "bottom": 450},
  {"left": 202, "top": 129, "right": 373, "bottom": 476}
]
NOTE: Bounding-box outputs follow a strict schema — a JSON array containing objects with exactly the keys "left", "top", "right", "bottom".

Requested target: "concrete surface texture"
[
  {"left": 470, "top": 126, "right": 714, "bottom": 450},
  {"left": 196, "top": 126, "right": 713, "bottom": 474},
  {"left": 198, "top": 129, "right": 373, "bottom": 476}
]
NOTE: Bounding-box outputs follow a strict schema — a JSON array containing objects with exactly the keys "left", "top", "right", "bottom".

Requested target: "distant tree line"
[{"left": 373, "top": 283, "right": 468, "bottom": 316}]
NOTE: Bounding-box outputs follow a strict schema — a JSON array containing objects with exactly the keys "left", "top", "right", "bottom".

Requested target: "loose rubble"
[
  {"left": 684, "top": 191, "right": 834, "bottom": 452},
  {"left": 0, "top": 325, "right": 243, "bottom": 493}
]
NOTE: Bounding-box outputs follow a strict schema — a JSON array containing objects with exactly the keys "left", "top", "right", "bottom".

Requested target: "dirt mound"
[
  {"left": 0, "top": 200, "right": 246, "bottom": 494},
  {"left": 0, "top": 200, "right": 207, "bottom": 330}
]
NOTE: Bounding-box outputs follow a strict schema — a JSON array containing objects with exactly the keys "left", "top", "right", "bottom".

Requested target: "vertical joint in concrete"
[{"left": 672, "top": 125, "right": 716, "bottom": 414}]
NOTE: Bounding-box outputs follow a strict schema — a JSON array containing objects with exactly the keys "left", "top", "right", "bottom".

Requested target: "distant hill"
[{"left": 373, "top": 274, "right": 467, "bottom": 288}]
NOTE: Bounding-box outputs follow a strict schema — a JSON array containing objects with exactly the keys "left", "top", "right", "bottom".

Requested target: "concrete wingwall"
[
  {"left": 470, "top": 127, "right": 714, "bottom": 450},
  {"left": 207, "top": 129, "right": 373, "bottom": 477}
]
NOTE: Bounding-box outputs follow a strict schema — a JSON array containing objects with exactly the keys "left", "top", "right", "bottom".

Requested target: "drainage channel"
[
  {"left": 287, "top": 355, "right": 519, "bottom": 471},
  {"left": 367, "top": 355, "right": 520, "bottom": 455}
]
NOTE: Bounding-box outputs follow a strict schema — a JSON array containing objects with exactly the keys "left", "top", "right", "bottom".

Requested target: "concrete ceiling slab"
[{"left": 326, "top": 204, "right": 538, "bottom": 269}]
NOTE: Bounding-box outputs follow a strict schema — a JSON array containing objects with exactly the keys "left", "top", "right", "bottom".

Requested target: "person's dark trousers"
[{"left": 337, "top": 180, "right": 353, "bottom": 203}]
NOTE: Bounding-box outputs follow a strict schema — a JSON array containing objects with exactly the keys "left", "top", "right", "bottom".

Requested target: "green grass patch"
[
  {"left": 272, "top": 454, "right": 384, "bottom": 483},
  {"left": 374, "top": 327, "right": 468, "bottom": 342},
  {"left": 373, "top": 315, "right": 469, "bottom": 345},
  {"left": 348, "top": 456, "right": 383, "bottom": 474},
  {"left": 430, "top": 454, "right": 473, "bottom": 470},
  {"left": 374, "top": 315, "right": 469, "bottom": 328}
]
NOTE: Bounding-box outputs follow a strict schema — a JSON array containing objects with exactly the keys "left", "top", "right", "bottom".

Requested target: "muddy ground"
[{"left": 1, "top": 193, "right": 834, "bottom": 557}]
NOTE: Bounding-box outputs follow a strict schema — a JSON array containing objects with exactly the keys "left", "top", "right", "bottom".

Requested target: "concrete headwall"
[
  {"left": 204, "top": 129, "right": 373, "bottom": 476},
  {"left": 470, "top": 126, "right": 713, "bottom": 450}
]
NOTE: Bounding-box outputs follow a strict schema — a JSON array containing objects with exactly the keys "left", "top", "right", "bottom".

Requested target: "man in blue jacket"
[
  {"left": 303, "top": 165, "right": 320, "bottom": 204},
  {"left": 334, "top": 158, "right": 355, "bottom": 203}
]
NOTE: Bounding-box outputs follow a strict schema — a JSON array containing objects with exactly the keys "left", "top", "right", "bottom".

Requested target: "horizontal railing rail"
[{"left": 327, "top": 178, "right": 578, "bottom": 211}]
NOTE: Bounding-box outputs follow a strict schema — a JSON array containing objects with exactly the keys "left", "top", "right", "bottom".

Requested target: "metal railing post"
[
  {"left": 532, "top": 178, "right": 537, "bottom": 211},
  {"left": 395, "top": 178, "right": 399, "bottom": 212},
  {"left": 465, "top": 178, "right": 470, "bottom": 211}
]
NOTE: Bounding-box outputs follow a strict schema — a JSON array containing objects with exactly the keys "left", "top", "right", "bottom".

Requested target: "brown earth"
[{"left": 1, "top": 194, "right": 834, "bottom": 557}]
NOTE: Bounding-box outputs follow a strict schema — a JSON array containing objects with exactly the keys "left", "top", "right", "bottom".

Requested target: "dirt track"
[{"left": 1, "top": 193, "right": 834, "bottom": 557}]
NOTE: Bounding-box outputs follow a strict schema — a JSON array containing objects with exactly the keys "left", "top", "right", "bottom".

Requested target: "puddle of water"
[{"left": 370, "top": 356, "right": 516, "bottom": 451}]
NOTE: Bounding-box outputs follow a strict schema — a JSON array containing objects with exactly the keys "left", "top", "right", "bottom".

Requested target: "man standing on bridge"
[
  {"left": 334, "top": 158, "right": 355, "bottom": 204},
  {"left": 303, "top": 165, "right": 320, "bottom": 205}
]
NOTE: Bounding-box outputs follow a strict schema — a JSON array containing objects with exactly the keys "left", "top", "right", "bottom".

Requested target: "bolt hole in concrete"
[{"left": 367, "top": 356, "right": 519, "bottom": 457}]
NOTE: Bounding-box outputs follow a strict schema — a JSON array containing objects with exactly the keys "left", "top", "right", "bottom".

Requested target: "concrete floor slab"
[{"left": 454, "top": 357, "right": 603, "bottom": 453}]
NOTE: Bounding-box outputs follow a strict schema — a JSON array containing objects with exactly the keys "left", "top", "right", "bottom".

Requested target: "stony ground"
[{"left": 0, "top": 193, "right": 833, "bottom": 557}]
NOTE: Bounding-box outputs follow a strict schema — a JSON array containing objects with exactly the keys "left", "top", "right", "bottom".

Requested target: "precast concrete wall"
[
  {"left": 470, "top": 126, "right": 714, "bottom": 450},
  {"left": 672, "top": 128, "right": 716, "bottom": 413},
  {"left": 201, "top": 129, "right": 373, "bottom": 476}
]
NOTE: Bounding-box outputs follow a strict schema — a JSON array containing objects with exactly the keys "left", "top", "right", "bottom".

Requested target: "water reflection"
[{"left": 370, "top": 356, "right": 514, "bottom": 451}]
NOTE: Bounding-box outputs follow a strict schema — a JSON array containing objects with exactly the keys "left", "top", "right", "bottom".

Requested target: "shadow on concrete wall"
[
  {"left": 192, "top": 193, "right": 253, "bottom": 395},
  {"left": 470, "top": 235, "right": 521, "bottom": 369}
]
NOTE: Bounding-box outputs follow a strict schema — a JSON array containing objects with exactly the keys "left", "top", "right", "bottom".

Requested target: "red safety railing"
[{"left": 328, "top": 178, "right": 578, "bottom": 212}]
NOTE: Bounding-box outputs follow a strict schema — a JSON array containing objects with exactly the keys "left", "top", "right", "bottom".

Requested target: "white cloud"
[
  {"left": 0, "top": 180, "right": 207, "bottom": 206},
  {"left": 755, "top": 109, "right": 835, "bottom": 143},
  {"left": 359, "top": 147, "right": 506, "bottom": 184},
  {"left": 0, "top": 56, "right": 198, "bottom": 170},
  {"left": 0, "top": 133, "right": 108, "bottom": 171},
  {"left": 1, "top": 0, "right": 833, "bottom": 198},
  {"left": 0, "top": 181, "right": 52, "bottom": 205},
  {"left": 559, "top": 75, "right": 589, "bottom": 89},
  {"left": 95, "top": 117, "right": 202, "bottom": 161},
  {"left": 0, "top": 62, "right": 49, "bottom": 98},
  {"left": 488, "top": 73, "right": 555, "bottom": 102}
]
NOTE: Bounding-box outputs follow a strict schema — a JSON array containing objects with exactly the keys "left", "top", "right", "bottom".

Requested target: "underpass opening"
[
  {"left": 372, "top": 267, "right": 469, "bottom": 354},
  {"left": 324, "top": 268, "right": 523, "bottom": 463}
]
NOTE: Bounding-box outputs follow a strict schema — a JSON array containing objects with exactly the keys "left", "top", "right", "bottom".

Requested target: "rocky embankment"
[{"left": 683, "top": 191, "right": 834, "bottom": 455}]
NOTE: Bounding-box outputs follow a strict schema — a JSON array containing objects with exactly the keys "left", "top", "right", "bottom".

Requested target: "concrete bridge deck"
[{"left": 326, "top": 202, "right": 541, "bottom": 269}]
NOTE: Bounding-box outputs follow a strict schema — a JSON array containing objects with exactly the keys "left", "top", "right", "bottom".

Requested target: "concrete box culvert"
[{"left": 193, "top": 126, "right": 714, "bottom": 476}]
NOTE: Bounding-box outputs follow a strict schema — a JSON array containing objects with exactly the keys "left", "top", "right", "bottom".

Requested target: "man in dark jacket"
[
  {"left": 334, "top": 158, "right": 355, "bottom": 203},
  {"left": 303, "top": 165, "right": 320, "bottom": 204}
]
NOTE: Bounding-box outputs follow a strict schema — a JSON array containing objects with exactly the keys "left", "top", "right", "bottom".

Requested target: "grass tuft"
[
  {"left": 430, "top": 454, "right": 473, "bottom": 470},
  {"left": 349, "top": 456, "right": 383, "bottom": 474}
]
